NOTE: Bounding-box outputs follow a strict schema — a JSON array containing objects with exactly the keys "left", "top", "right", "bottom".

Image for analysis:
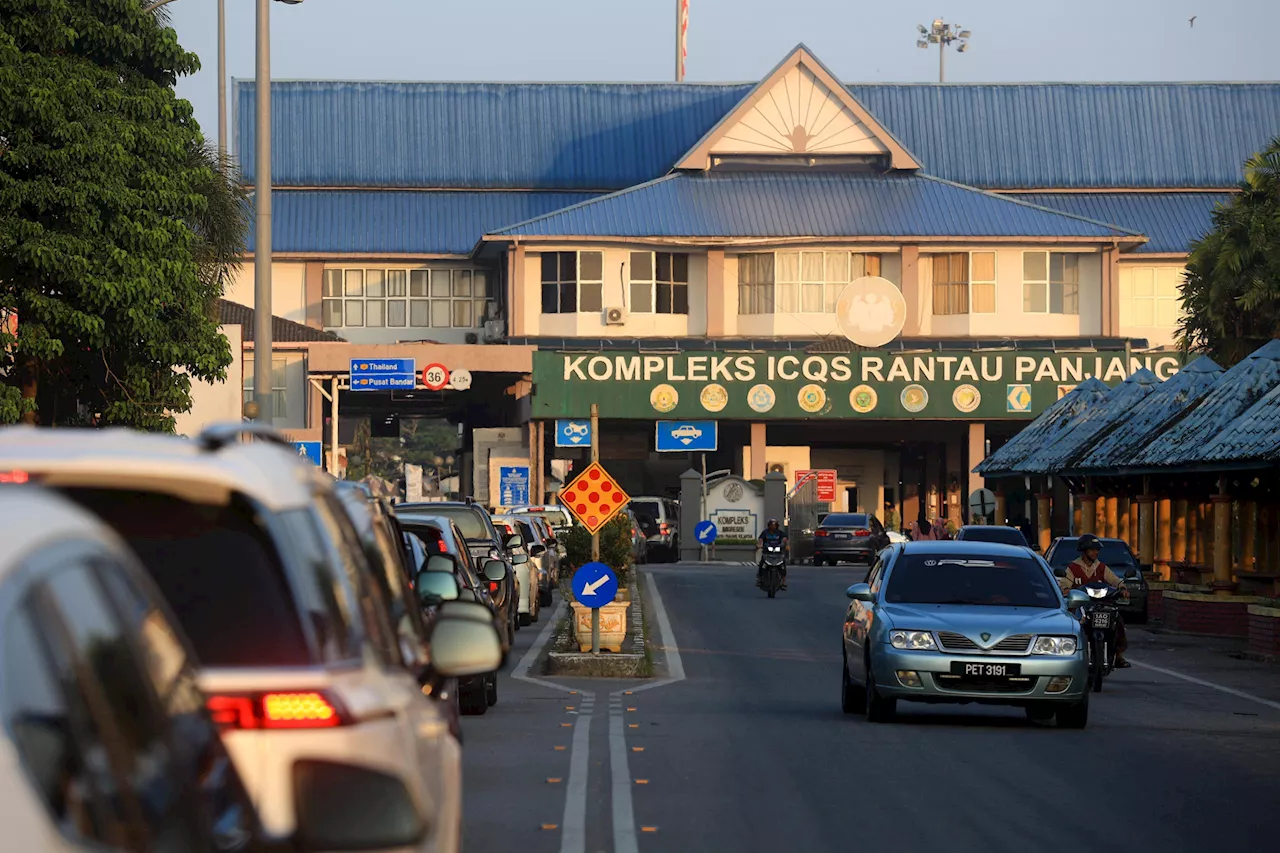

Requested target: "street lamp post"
[{"left": 916, "top": 19, "right": 972, "bottom": 82}]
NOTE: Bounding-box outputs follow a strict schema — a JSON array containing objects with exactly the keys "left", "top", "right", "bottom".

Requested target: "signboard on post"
[
  {"left": 292, "top": 441, "right": 322, "bottom": 466},
  {"left": 497, "top": 465, "right": 530, "bottom": 507},
  {"left": 969, "top": 488, "right": 997, "bottom": 521},
  {"left": 555, "top": 419, "right": 593, "bottom": 448},
  {"left": 655, "top": 420, "right": 718, "bottom": 452},
  {"left": 422, "top": 363, "right": 450, "bottom": 391},
  {"left": 572, "top": 561, "right": 618, "bottom": 608},
  {"left": 710, "top": 510, "right": 758, "bottom": 540},
  {"left": 795, "top": 469, "right": 838, "bottom": 502},
  {"left": 560, "top": 461, "right": 629, "bottom": 534},
  {"left": 351, "top": 358, "right": 416, "bottom": 391},
  {"left": 694, "top": 520, "right": 718, "bottom": 545}
]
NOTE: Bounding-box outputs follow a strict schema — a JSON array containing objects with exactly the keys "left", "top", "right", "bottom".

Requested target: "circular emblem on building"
[
  {"left": 797, "top": 384, "right": 826, "bottom": 413},
  {"left": 835, "top": 276, "right": 907, "bottom": 348},
  {"left": 901, "top": 384, "right": 929, "bottom": 413},
  {"left": 725, "top": 482, "right": 744, "bottom": 502},
  {"left": 952, "top": 384, "right": 981, "bottom": 413},
  {"left": 747, "top": 384, "right": 776, "bottom": 413},
  {"left": 650, "top": 384, "right": 679, "bottom": 413},
  {"left": 700, "top": 383, "right": 728, "bottom": 413},
  {"left": 849, "top": 384, "right": 878, "bottom": 414}
]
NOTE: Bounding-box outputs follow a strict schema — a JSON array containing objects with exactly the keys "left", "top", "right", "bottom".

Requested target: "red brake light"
[
  {"left": 436, "top": 539, "right": 447, "bottom": 553},
  {"left": 660, "top": 523, "right": 671, "bottom": 534},
  {"left": 206, "top": 691, "right": 346, "bottom": 730},
  {"left": 855, "top": 528, "right": 870, "bottom": 536},
  {"left": 0, "top": 470, "right": 30, "bottom": 484},
  {"left": 815, "top": 529, "right": 829, "bottom": 538},
  {"left": 489, "top": 581, "right": 499, "bottom": 593}
]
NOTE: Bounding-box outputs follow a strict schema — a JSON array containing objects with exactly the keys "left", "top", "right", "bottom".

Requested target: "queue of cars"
[{"left": 0, "top": 423, "right": 506, "bottom": 853}]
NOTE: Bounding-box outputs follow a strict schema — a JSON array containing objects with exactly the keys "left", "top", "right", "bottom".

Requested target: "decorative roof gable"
[{"left": 676, "top": 45, "right": 920, "bottom": 171}]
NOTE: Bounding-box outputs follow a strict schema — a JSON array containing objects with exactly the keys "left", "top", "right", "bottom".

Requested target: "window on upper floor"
[
  {"left": 629, "top": 252, "right": 689, "bottom": 315},
  {"left": 540, "top": 251, "right": 603, "bottom": 314},
  {"left": 737, "top": 251, "right": 881, "bottom": 315},
  {"left": 1120, "top": 266, "right": 1183, "bottom": 328},
  {"left": 322, "top": 268, "right": 492, "bottom": 330},
  {"left": 1023, "top": 252, "right": 1080, "bottom": 315},
  {"left": 242, "top": 352, "right": 306, "bottom": 429},
  {"left": 931, "top": 251, "right": 996, "bottom": 316}
]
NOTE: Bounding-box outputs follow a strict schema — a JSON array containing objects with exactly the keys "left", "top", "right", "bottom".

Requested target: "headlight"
[
  {"left": 1085, "top": 587, "right": 1109, "bottom": 599},
  {"left": 1032, "top": 636, "right": 1078, "bottom": 655},
  {"left": 889, "top": 630, "right": 938, "bottom": 651}
]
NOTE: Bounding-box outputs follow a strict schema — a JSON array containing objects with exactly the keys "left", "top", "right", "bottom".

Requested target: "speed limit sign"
[{"left": 422, "top": 363, "right": 449, "bottom": 391}]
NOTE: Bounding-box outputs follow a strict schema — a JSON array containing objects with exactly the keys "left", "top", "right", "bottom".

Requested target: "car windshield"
[
  {"left": 631, "top": 500, "right": 661, "bottom": 520},
  {"left": 884, "top": 553, "right": 1061, "bottom": 608},
  {"left": 958, "top": 527, "right": 1028, "bottom": 547},
  {"left": 413, "top": 505, "right": 490, "bottom": 541},
  {"left": 1047, "top": 541, "right": 1138, "bottom": 568},
  {"left": 823, "top": 513, "right": 868, "bottom": 528}
]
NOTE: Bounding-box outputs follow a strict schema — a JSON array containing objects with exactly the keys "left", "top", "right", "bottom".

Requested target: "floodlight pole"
[{"left": 590, "top": 402, "right": 600, "bottom": 655}]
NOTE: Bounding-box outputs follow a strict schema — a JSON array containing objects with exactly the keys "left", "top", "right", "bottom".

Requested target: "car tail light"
[
  {"left": 206, "top": 691, "right": 347, "bottom": 730},
  {"left": 660, "top": 523, "right": 671, "bottom": 535},
  {"left": 815, "top": 529, "right": 829, "bottom": 538},
  {"left": 489, "top": 581, "right": 499, "bottom": 593},
  {"left": 436, "top": 539, "right": 448, "bottom": 553},
  {"left": 854, "top": 528, "right": 870, "bottom": 536},
  {"left": 0, "top": 470, "right": 31, "bottom": 484}
]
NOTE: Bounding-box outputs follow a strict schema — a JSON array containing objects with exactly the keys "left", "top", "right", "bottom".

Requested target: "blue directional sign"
[
  {"left": 655, "top": 420, "right": 718, "bottom": 452},
  {"left": 572, "top": 561, "right": 618, "bottom": 609},
  {"left": 555, "top": 419, "right": 593, "bottom": 448},
  {"left": 350, "top": 358, "right": 416, "bottom": 392},
  {"left": 497, "top": 465, "right": 530, "bottom": 507},
  {"left": 694, "top": 520, "right": 718, "bottom": 545},
  {"left": 292, "top": 441, "right": 323, "bottom": 466}
]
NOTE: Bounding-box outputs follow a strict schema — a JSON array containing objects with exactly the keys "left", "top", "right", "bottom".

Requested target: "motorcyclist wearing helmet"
[
  {"left": 756, "top": 518, "right": 788, "bottom": 590},
  {"left": 1060, "top": 533, "right": 1131, "bottom": 667}
]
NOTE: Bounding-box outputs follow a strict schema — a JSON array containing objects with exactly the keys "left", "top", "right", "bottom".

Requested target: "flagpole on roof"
[{"left": 676, "top": 0, "right": 689, "bottom": 82}]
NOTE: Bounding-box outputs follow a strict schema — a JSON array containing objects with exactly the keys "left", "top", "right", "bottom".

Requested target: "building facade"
[{"left": 219, "top": 45, "right": 1279, "bottom": 522}]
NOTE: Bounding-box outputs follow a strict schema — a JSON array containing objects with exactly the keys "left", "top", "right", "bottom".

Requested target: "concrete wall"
[
  {"left": 174, "top": 325, "right": 243, "bottom": 437},
  {"left": 472, "top": 427, "right": 528, "bottom": 506},
  {"left": 1118, "top": 261, "right": 1187, "bottom": 348},
  {"left": 741, "top": 445, "right": 811, "bottom": 486},
  {"left": 224, "top": 262, "right": 307, "bottom": 325}
]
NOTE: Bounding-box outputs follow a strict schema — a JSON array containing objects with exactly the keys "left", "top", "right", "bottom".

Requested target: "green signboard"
[{"left": 531, "top": 350, "right": 1185, "bottom": 421}]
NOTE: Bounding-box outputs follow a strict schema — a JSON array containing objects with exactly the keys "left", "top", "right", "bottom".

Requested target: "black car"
[
  {"left": 398, "top": 500, "right": 521, "bottom": 647},
  {"left": 1044, "top": 536, "right": 1149, "bottom": 623},
  {"left": 813, "top": 512, "right": 890, "bottom": 566},
  {"left": 954, "top": 525, "right": 1032, "bottom": 548}
]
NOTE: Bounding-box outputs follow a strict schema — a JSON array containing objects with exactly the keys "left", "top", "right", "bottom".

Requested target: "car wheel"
[
  {"left": 864, "top": 658, "right": 896, "bottom": 723},
  {"left": 519, "top": 612, "right": 531, "bottom": 627},
  {"left": 1024, "top": 704, "right": 1055, "bottom": 723},
  {"left": 486, "top": 674, "right": 498, "bottom": 707},
  {"left": 1056, "top": 696, "right": 1089, "bottom": 729},
  {"left": 460, "top": 682, "right": 488, "bottom": 716},
  {"left": 540, "top": 588, "right": 554, "bottom": 607},
  {"left": 841, "top": 650, "right": 865, "bottom": 714}
]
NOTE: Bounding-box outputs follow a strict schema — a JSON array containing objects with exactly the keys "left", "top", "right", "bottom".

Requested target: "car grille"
[
  {"left": 936, "top": 632, "right": 1032, "bottom": 654},
  {"left": 935, "top": 674, "right": 1038, "bottom": 694}
]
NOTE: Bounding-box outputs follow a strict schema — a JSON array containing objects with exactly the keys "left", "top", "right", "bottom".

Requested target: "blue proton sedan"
[{"left": 841, "top": 541, "right": 1091, "bottom": 728}]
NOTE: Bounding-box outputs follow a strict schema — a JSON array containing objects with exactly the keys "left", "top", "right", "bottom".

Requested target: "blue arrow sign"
[
  {"left": 572, "top": 561, "right": 618, "bottom": 609},
  {"left": 694, "top": 520, "right": 718, "bottom": 545},
  {"left": 292, "top": 441, "right": 322, "bottom": 466},
  {"left": 555, "top": 419, "right": 592, "bottom": 447},
  {"left": 655, "top": 420, "right": 718, "bottom": 452}
]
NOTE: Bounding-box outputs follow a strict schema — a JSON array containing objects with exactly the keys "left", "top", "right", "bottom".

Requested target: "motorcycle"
[
  {"left": 1079, "top": 580, "right": 1124, "bottom": 692},
  {"left": 760, "top": 544, "right": 786, "bottom": 598}
]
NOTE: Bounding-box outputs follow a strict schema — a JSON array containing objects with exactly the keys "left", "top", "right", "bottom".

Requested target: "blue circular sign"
[
  {"left": 572, "top": 561, "right": 619, "bottom": 608},
  {"left": 694, "top": 520, "right": 718, "bottom": 544}
]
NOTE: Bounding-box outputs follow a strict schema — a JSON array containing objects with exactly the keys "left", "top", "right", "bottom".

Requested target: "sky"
[{"left": 167, "top": 0, "right": 1277, "bottom": 143}]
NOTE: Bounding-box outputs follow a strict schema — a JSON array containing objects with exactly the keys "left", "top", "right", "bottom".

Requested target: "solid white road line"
[
  {"left": 1129, "top": 658, "right": 1280, "bottom": 713},
  {"left": 609, "top": 695, "right": 639, "bottom": 853},
  {"left": 559, "top": 694, "right": 594, "bottom": 853},
  {"left": 512, "top": 599, "right": 580, "bottom": 694},
  {"left": 626, "top": 570, "right": 685, "bottom": 693}
]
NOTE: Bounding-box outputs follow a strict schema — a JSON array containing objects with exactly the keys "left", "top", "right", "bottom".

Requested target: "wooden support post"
[
  {"left": 1172, "top": 499, "right": 1188, "bottom": 565},
  {"left": 1240, "top": 501, "right": 1257, "bottom": 575},
  {"left": 994, "top": 481, "right": 1007, "bottom": 528},
  {"left": 1078, "top": 495, "right": 1097, "bottom": 535},
  {"left": 1118, "top": 497, "right": 1131, "bottom": 544},
  {"left": 1156, "top": 498, "right": 1172, "bottom": 581},
  {"left": 1104, "top": 496, "right": 1119, "bottom": 539},
  {"left": 1211, "top": 493, "right": 1234, "bottom": 594},
  {"left": 1137, "top": 495, "right": 1156, "bottom": 570},
  {"left": 1036, "top": 494, "right": 1052, "bottom": 553}
]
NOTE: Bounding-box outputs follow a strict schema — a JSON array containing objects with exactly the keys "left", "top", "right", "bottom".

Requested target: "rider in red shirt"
[{"left": 1059, "top": 534, "right": 1131, "bottom": 668}]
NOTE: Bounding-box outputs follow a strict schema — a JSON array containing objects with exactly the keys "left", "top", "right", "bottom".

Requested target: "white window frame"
[
  {"left": 323, "top": 267, "right": 491, "bottom": 331},
  {"left": 931, "top": 251, "right": 996, "bottom": 316},
  {"left": 628, "top": 252, "right": 690, "bottom": 315},
  {"left": 1120, "top": 266, "right": 1184, "bottom": 328},
  {"left": 540, "top": 251, "right": 604, "bottom": 314},
  {"left": 1022, "top": 251, "right": 1080, "bottom": 316}
]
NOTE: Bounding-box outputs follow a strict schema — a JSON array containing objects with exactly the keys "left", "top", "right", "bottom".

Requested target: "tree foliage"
[
  {"left": 0, "top": 0, "right": 247, "bottom": 429},
  {"left": 1178, "top": 136, "right": 1280, "bottom": 366}
]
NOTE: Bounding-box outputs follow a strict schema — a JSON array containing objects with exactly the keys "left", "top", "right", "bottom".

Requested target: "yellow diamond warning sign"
[{"left": 561, "top": 462, "right": 630, "bottom": 534}]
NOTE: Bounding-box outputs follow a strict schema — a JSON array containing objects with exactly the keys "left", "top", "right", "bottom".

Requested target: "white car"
[{"left": 0, "top": 424, "right": 501, "bottom": 853}]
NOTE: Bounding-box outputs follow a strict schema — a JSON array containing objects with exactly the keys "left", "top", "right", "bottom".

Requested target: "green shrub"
[{"left": 563, "top": 515, "right": 634, "bottom": 585}]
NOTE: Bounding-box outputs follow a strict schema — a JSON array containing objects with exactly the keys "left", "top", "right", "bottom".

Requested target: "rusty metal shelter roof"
[
  {"left": 1192, "top": 381, "right": 1280, "bottom": 467},
  {"left": 974, "top": 378, "right": 1111, "bottom": 477}
]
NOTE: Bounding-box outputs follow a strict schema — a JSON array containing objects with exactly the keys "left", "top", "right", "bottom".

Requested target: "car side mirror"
[
  {"left": 505, "top": 533, "right": 523, "bottom": 549},
  {"left": 846, "top": 583, "right": 874, "bottom": 602},
  {"left": 1066, "top": 589, "right": 1089, "bottom": 611},
  {"left": 512, "top": 553, "right": 529, "bottom": 565},
  {"left": 438, "top": 600, "right": 494, "bottom": 623},
  {"left": 483, "top": 559, "right": 508, "bottom": 582},
  {"left": 414, "top": 571, "right": 459, "bottom": 607},
  {"left": 429, "top": 614, "right": 503, "bottom": 677},
  {"left": 292, "top": 760, "right": 426, "bottom": 851},
  {"left": 530, "top": 544, "right": 547, "bottom": 557},
  {"left": 425, "top": 554, "right": 455, "bottom": 574}
]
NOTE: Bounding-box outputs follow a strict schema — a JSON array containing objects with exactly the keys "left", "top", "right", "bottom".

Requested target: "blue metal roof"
[
  {"left": 1130, "top": 340, "right": 1280, "bottom": 468},
  {"left": 237, "top": 78, "right": 1280, "bottom": 190},
  {"left": 1071, "top": 357, "right": 1224, "bottom": 473},
  {"left": 234, "top": 80, "right": 750, "bottom": 190},
  {"left": 1017, "top": 369, "right": 1161, "bottom": 474},
  {"left": 1013, "top": 193, "right": 1233, "bottom": 254},
  {"left": 848, "top": 83, "right": 1280, "bottom": 189},
  {"left": 249, "top": 190, "right": 599, "bottom": 255},
  {"left": 489, "top": 172, "right": 1141, "bottom": 240},
  {"left": 975, "top": 379, "right": 1112, "bottom": 477},
  {"left": 1193, "top": 382, "right": 1280, "bottom": 466}
]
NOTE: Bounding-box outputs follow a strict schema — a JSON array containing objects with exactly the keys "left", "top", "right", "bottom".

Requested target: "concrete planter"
[
  {"left": 1247, "top": 605, "right": 1280, "bottom": 658},
  {"left": 569, "top": 600, "right": 631, "bottom": 653},
  {"left": 1162, "top": 591, "right": 1268, "bottom": 638}
]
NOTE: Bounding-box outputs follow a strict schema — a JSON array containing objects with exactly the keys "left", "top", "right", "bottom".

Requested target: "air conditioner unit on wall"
[
  {"left": 768, "top": 462, "right": 788, "bottom": 476},
  {"left": 604, "top": 306, "right": 628, "bottom": 325}
]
